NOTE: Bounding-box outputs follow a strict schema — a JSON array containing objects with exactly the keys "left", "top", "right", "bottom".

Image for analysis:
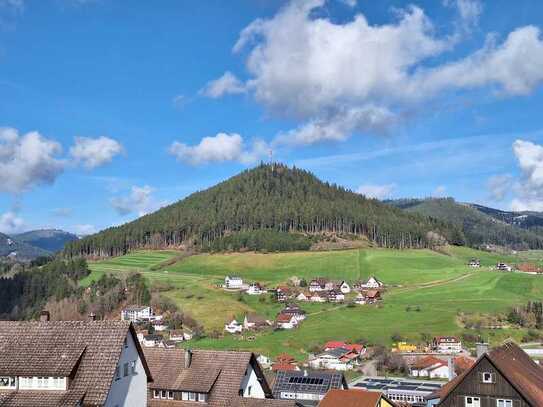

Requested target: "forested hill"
[
  {"left": 0, "top": 233, "right": 49, "bottom": 260},
  {"left": 389, "top": 198, "right": 543, "bottom": 250},
  {"left": 13, "top": 229, "right": 79, "bottom": 253},
  {"left": 64, "top": 164, "right": 463, "bottom": 257}
]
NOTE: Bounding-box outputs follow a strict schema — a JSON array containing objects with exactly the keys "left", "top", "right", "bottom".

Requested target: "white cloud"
[
  {"left": 110, "top": 185, "right": 166, "bottom": 217},
  {"left": 73, "top": 224, "right": 97, "bottom": 236},
  {"left": 432, "top": 185, "right": 447, "bottom": 197},
  {"left": 172, "top": 94, "right": 186, "bottom": 109},
  {"left": 356, "top": 184, "right": 395, "bottom": 200},
  {"left": 213, "top": 0, "right": 543, "bottom": 145},
  {"left": 169, "top": 132, "right": 268, "bottom": 165},
  {"left": 487, "top": 174, "right": 512, "bottom": 202},
  {"left": 200, "top": 71, "right": 246, "bottom": 98},
  {"left": 0, "top": 127, "right": 64, "bottom": 194},
  {"left": 339, "top": 0, "right": 356, "bottom": 7},
  {"left": 70, "top": 136, "right": 123, "bottom": 169},
  {"left": 444, "top": 0, "right": 482, "bottom": 31},
  {"left": 509, "top": 139, "right": 543, "bottom": 211},
  {"left": 0, "top": 211, "right": 25, "bottom": 234}
]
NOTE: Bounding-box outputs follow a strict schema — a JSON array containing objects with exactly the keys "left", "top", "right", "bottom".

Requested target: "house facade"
[
  {"left": 225, "top": 319, "right": 243, "bottom": 334},
  {"left": 432, "top": 342, "right": 543, "bottom": 407},
  {"left": 145, "top": 348, "right": 299, "bottom": 407},
  {"left": 433, "top": 336, "right": 462, "bottom": 354},
  {"left": 0, "top": 319, "right": 152, "bottom": 407},
  {"left": 121, "top": 305, "right": 154, "bottom": 322},
  {"left": 410, "top": 356, "right": 451, "bottom": 379},
  {"left": 225, "top": 276, "right": 244, "bottom": 289},
  {"left": 338, "top": 281, "right": 351, "bottom": 294}
]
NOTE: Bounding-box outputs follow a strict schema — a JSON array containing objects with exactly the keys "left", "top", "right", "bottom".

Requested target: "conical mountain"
[{"left": 65, "top": 164, "right": 461, "bottom": 257}]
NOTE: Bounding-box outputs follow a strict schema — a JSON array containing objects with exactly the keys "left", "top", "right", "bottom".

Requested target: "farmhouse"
[
  {"left": 326, "top": 289, "right": 344, "bottom": 303},
  {"left": 433, "top": 336, "right": 462, "bottom": 354},
  {"left": 121, "top": 305, "right": 154, "bottom": 322},
  {"left": 0, "top": 318, "right": 152, "bottom": 407},
  {"left": 308, "top": 278, "right": 334, "bottom": 292},
  {"left": 247, "top": 282, "right": 266, "bottom": 295},
  {"left": 308, "top": 347, "right": 360, "bottom": 371},
  {"left": 276, "top": 286, "right": 291, "bottom": 302},
  {"left": 244, "top": 313, "right": 271, "bottom": 330},
  {"left": 410, "top": 356, "right": 450, "bottom": 379},
  {"left": 169, "top": 329, "right": 193, "bottom": 342},
  {"left": 145, "top": 348, "right": 299, "bottom": 406},
  {"left": 143, "top": 334, "right": 164, "bottom": 347},
  {"left": 427, "top": 342, "right": 543, "bottom": 407},
  {"left": 276, "top": 313, "right": 298, "bottom": 330},
  {"left": 323, "top": 341, "right": 364, "bottom": 354},
  {"left": 281, "top": 304, "right": 306, "bottom": 322},
  {"left": 358, "top": 276, "right": 384, "bottom": 289},
  {"left": 354, "top": 292, "right": 366, "bottom": 305},
  {"left": 296, "top": 292, "right": 310, "bottom": 302},
  {"left": 496, "top": 263, "right": 513, "bottom": 272},
  {"left": 225, "top": 275, "right": 244, "bottom": 289},
  {"left": 319, "top": 389, "right": 395, "bottom": 407},
  {"left": 365, "top": 289, "right": 382, "bottom": 304},
  {"left": 338, "top": 281, "right": 351, "bottom": 294},
  {"left": 468, "top": 258, "right": 481, "bottom": 268},
  {"left": 309, "top": 292, "right": 326, "bottom": 303},
  {"left": 224, "top": 319, "right": 243, "bottom": 334},
  {"left": 272, "top": 369, "right": 347, "bottom": 405}
]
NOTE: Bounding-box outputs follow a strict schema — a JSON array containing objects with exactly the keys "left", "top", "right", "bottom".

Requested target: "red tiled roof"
[
  {"left": 412, "top": 356, "right": 447, "bottom": 370},
  {"left": 271, "top": 363, "right": 298, "bottom": 371},
  {"left": 319, "top": 389, "right": 392, "bottom": 407},
  {"left": 276, "top": 353, "right": 296, "bottom": 364}
]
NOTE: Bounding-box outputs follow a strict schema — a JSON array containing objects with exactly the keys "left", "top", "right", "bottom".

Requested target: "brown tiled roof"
[
  {"left": 145, "top": 348, "right": 273, "bottom": 407},
  {"left": 435, "top": 342, "right": 543, "bottom": 405},
  {"left": 230, "top": 397, "right": 300, "bottom": 407},
  {"left": 319, "top": 389, "right": 393, "bottom": 407},
  {"left": 411, "top": 356, "right": 446, "bottom": 370},
  {"left": 0, "top": 389, "right": 86, "bottom": 407},
  {"left": 0, "top": 320, "right": 151, "bottom": 407}
]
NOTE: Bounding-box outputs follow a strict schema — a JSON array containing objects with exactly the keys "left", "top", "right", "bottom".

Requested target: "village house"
[
  {"left": 468, "top": 258, "right": 481, "bottom": 268},
  {"left": 256, "top": 354, "right": 272, "bottom": 370},
  {"left": 121, "top": 305, "right": 155, "bottom": 322},
  {"left": 224, "top": 319, "right": 244, "bottom": 334},
  {"left": 159, "top": 340, "right": 177, "bottom": 349},
  {"left": 281, "top": 304, "right": 306, "bottom": 322},
  {"left": 296, "top": 292, "right": 310, "bottom": 302},
  {"left": 427, "top": 342, "right": 543, "bottom": 407},
  {"left": 326, "top": 289, "right": 345, "bottom": 303},
  {"left": 393, "top": 341, "right": 418, "bottom": 353},
  {"left": 272, "top": 369, "right": 347, "bottom": 405},
  {"left": 358, "top": 276, "right": 384, "bottom": 290},
  {"left": 365, "top": 289, "right": 382, "bottom": 304},
  {"left": 143, "top": 334, "right": 164, "bottom": 348},
  {"left": 319, "top": 389, "right": 395, "bottom": 407},
  {"left": 354, "top": 292, "right": 366, "bottom": 305},
  {"left": 144, "top": 348, "right": 300, "bottom": 406},
  {"left": 338, "top": 281, "right": 351, "bottom": 294},
  {"left": 276, "top": 286, "right": 291, "bottom": 303},
  {"left": 323, "top": 341, "right": 365, "bottom": 354},
  {"left": 309, "top": 292, "right": 326, "bottom": 303},
  {"left": 410, "top": 356, "right": 451, "bottom": 379},
  {"left": 433, "top": 336, "right": 462, "bottom": 354},
  {"left": 244, "top": 313, "right": 271, "bottom": 330},
  {"left": 169, "top": 328, "right": 193, "bottom": 342},
  {"left": 151, "top": 319, "right": 168, "bottom": 332},
  {"left": 308, "top": 278, "right": 333, "bottom": 292},
  {"left": 308, "top": 347, "right": 360, "bottom": 371},
  {"left": 496, "top": 263, "right": 513, "bottom": 272},
  {"left": 225, "top": 276, "right": 244, "bottom": 289},
  {"left": 247, "top": 282, "right": 266, "bottom": 295},
  {"left": 0, "top": 317, "right": 152, "bottom": 407},
  {"left": 276, "top": 313, "right": 298, "bottom": 330}
]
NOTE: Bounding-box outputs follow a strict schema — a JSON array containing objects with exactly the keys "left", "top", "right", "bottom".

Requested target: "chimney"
[
  {"left": 476, "top": 342, "right": 489, "bottom": 358},
  {"left": 39, "top": 310, "right": 50, "bottom": 322},
  {"left": 88, "top": 312, "right": 97, "bottom": 321},
  {"left": 184, "top": 349, "right": 192, "bottom": 369},
  {"left": 448, "top": 356, "right": 456, "bottom": 380}
]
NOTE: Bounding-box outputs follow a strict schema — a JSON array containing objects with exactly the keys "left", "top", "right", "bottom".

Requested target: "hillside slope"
[
  {"left": 13, "top": 229, "right": 79, "bottom": 253},
  {"left": 65, "top": 164, "right": 462, "bottom": 257},
  {"left": 470, "top": 204, "right": 543, "bottom": 232},
  {"left": 0, "top": 233, "right": 50, "bottom": 260},
  {"left": 390, "top": 198, "right": 543, "bottom": 250}
]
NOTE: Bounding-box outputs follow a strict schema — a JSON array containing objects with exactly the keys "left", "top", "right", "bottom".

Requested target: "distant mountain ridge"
[
  {"left": 13, "top": 229, "right": 79, "bottom": 253},
  {"left": 0, "top": 232, "right": 50, "bottom": 260},
  {"left": 388, "top": 198, "right": 543, "bottom": 250},
  {"left": 64, "top": 163, "right": 462, "bottom": 257}
]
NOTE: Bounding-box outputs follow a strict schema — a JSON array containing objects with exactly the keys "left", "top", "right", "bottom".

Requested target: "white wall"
[
  {"left": 240, "top": 364, "right": 266, "bottom": 399},
  {"left": 104, "top": 331, "right": 148, "bottom": 407}
]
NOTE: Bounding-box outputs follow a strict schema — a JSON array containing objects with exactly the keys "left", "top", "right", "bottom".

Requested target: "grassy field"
[{"left": 88, "top": 247, "right": 543, "bottom": 358}]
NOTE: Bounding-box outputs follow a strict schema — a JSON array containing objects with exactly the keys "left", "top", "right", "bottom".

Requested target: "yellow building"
[{"left": 393, "top": 341, "right": 418, "bottom": 353}]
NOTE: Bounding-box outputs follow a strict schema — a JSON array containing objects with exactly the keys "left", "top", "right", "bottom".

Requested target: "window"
[
  {"left": 123, "top": 363, "right": 129, "bottom": 377},
  {"left": 114, "top": 367, "right": 121, "bottom": 381},
  {"left": 153, "top": 390, "right": 160, "bottom": 399},
  {"left": 465, "top": 396, "right": 481, "bottom": 407},
  {"left": 189, "top": 392, "right": 197, "bottom": 401},
  {"left": 124, "top": 337, "right": 128, "bottom": 348},
  {"left": 497, "top": 400, "right": 513, "bottom": 407},
  {"left": 130, "top": 360, "right": 137, "bottom": 375},
  {"left": 0, "top": 377, "right": 16, "bottom": 389},
  {"left": 198, "top": 393, "right": 207, "bottom": 402},
  {"left": 167, "top": 391, "right": 174, "bottom": 400},
  {"left": 247, "top": 385, "right": 252, "bottom": 396},
  {"left": 482, "top": 372, "right": 494, "bottom": 383},
  {"left": 161, "top": 390, "right": 167, "bottom": 399}
]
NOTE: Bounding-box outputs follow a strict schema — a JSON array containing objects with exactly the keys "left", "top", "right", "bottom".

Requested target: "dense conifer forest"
[{"left": 64, "top": 164, "right": 465, "bottom": 257}]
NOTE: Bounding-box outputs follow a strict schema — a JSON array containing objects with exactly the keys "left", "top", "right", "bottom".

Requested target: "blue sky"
[{"left": 1, "top": 0, "right": 543, "bottom": 235}]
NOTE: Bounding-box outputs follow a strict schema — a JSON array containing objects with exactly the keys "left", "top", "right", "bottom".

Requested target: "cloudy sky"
[{"left": 1, "top": 0, "right": 543, "bottom": 235}]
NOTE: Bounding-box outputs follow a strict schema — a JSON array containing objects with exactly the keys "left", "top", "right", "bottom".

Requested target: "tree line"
[{"left": 64, "top": 163, "right": 466, "bottom": 258}]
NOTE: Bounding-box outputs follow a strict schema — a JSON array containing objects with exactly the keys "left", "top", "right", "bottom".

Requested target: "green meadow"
[{"left": 88, "top": 247, "right": 543, "bottom": 358}]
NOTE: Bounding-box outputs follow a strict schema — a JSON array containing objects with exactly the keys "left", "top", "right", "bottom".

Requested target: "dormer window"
[
  {"left": 482, "top": 372, "right": 494, "bottom": 383},
  {"left": 0, "top": 377, "right": 16, "bottom": 389}
]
